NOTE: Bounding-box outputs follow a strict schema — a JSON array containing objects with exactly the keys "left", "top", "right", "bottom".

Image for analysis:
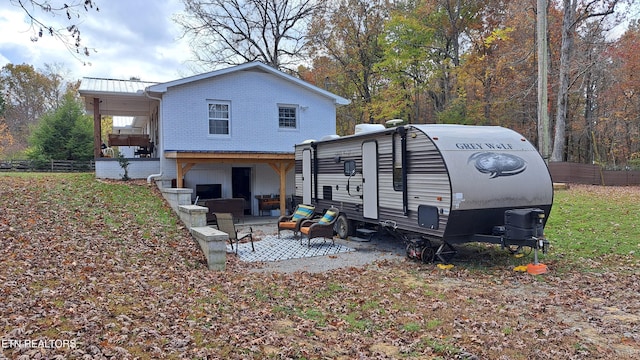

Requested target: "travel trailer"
[{"left": 293, "top": 123, "right": 553, "bottom": 262}]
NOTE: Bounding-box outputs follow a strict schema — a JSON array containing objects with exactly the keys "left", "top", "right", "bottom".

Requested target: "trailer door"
[
  {"left": 302, "top": 148, "right": 312, "bottom": 204},
  {"left": 362, "top": 141, "right": 378, "bottom": 219}
]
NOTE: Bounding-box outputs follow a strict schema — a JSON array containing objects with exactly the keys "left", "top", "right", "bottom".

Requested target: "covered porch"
[
  {"left": 165, "top": 151, "right": 294, "bottom": 216},
  {"left": 78, "top": 77, "right": 160, "bottom": 160}
]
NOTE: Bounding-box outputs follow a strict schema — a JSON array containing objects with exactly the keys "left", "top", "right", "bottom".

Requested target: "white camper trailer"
[{"left": 294, "top": 124, "right": 553, "bottom": 262}]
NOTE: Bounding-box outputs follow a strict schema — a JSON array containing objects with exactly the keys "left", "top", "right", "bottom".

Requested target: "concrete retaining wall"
[
  {"left": 176, "top": 203, "right": 228, "bottom": 270},
  {"left": 178, "top": 205, "right": 208, "bottom": 229},
  {"left": 161, "top": 188, "right": 193, "bottom": 213},
  {"left": 190, "top": 226, "right": 228, "bottom": 270}
]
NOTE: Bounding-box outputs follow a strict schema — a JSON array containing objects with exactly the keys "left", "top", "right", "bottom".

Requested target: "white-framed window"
[
  {"left": 278, "top": 105, "right": 297, "bottom": 129},
  {"left": 208, "top": 101, "right": 230, "bottom": 135}
]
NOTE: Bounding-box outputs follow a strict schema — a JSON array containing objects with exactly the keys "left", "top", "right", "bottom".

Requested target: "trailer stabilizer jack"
[
  {"left": 527, "top": 237, "right": 549, "bottom": 275},
  {"left": 435, "top": 241, "right": 457, "bottom": 263}
]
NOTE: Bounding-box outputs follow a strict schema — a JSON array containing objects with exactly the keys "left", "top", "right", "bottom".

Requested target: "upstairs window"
[
  {"left": 278, "top": 105, "right": 297, "bottom": 129},
  {"left": 208, "top": 102, "right": 230, "bottom": 135}
]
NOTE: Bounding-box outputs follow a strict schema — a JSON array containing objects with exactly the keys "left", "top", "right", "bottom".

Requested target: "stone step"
[
  {"left": 348, "top": 236, "right": 371, "bottom": 242},
  {"left": 356, "top": 228, "right": 377, "bottom": 241}
]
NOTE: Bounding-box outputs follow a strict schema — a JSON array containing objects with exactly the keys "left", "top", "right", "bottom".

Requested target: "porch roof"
[{"left": 78, "top": 77, "right": 159, "bottom": 117}]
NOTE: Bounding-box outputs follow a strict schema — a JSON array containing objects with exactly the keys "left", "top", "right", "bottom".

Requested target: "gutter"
[{"left": 144, "top": 90, "right": 163, "bottom": 183}]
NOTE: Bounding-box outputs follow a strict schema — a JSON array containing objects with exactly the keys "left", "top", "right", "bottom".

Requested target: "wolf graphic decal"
[{"left": 468, "top": 152, "right": 526, "bottom": 178}]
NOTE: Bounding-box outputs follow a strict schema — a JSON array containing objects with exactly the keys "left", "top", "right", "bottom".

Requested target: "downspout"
[{"left": 144, "top": 90, "right": 163, "bottom": 183}]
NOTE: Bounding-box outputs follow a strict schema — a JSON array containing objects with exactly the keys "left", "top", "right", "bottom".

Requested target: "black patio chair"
[{"left": 213, "top": 212, "right": 254, "bottom": 253}]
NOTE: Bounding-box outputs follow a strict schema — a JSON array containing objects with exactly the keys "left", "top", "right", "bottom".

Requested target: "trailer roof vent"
[
  {"left": 301, "top": 139, "right": 316, "bottom": 144},
  {"left": 355, "top": 123, "right": 385, "bottom": 134},
  {"left": 320, "top": 134, "right": 340, "bottom": 141},
  {"left": 385, "top": 119, "right": 405, "bottom": 127}
]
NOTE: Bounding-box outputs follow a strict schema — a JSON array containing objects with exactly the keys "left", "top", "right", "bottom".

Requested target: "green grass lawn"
[{"left": 545, "top": 184, "right": 640, "bottom": 268}]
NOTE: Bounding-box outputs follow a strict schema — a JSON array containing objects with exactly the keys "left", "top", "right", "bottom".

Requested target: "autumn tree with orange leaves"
[{"left": 0, "top": 95, "right": 15, "bottom": 157}]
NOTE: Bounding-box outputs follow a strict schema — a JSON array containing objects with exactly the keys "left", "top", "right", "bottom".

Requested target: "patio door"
[{"left": 232, "top": 167, "right": 252, "bottom": 215}]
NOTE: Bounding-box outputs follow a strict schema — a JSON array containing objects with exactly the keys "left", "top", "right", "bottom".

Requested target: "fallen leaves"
[{"left": 0, "top": 174, "right": 639, "bottom": 359}]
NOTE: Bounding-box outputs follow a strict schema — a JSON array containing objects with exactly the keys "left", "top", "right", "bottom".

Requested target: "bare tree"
[
  {"left": 550, "top": 0, "right": 623, "bottom": 162},
  {"left": 10, "top": 0, "right": 99, "bottom": 63},
  {"left": 537, "top": 0, "right": 550, "bottom": 161},
  {"left": 176, "top": 0, "right": 325, "bottom": 71}
]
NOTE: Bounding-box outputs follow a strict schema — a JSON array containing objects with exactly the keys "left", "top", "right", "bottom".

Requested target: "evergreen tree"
[{"left": 28, "top": 94, "right": 93, "bottom": 161}]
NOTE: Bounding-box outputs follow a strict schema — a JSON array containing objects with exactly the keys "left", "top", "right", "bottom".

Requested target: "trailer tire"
[
  {"left": 335, "top": 214, "right": 352, "bottom": 239},
  {"left": 421, "top": 247, "right": 435, "bottom": 263}
]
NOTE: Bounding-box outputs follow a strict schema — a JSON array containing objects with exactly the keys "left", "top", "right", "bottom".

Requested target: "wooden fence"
[
  {"left": 548, "top": 162, "right": 640, "bottom": 186},
  {"left": 2, "top": 159, "right": 639, "bottom": 185},
  {"left": 0, "top": 159, "right": 95, "bottom": 173}
]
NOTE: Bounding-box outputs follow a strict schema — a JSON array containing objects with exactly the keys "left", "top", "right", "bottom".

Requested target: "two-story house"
[{"left": 79, "top": 62, "right": 349, "bottom": 216}]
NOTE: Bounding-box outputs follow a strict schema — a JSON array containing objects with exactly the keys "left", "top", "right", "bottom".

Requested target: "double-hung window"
[
  {"left": 278, "top": 105, "right": 297, "bottom": 129},
  {"left": 208, "top": 101, "right": 230, "bottom": 135}
]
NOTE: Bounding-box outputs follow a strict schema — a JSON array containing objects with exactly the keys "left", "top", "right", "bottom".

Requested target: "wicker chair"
[
  {"left": 213, "top": 213, "right": 254, "bottom": 253},
  {"left": 299, "top": 207, "right": 339, "bottom": 246},
  {"left": 277, "top": 204, "right": 316, "bottom": 238}
]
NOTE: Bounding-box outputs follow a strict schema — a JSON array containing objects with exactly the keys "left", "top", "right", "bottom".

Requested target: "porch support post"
[
  {"left": 176, "top": 161, "right": 196, "bottom": 188},
  {"left": 93, "top": 97, "right": 101, "bottom": 159},
  {"left": 269, "top": 161, "right": 294, "bottom": 214},
  {"left": 176, "top": 160, "right": 184, "bottom": 188}
]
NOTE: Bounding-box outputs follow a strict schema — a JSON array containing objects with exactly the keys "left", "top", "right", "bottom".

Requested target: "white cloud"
[{"left": 0, "top": 0, "right": 194, "bottom": 83}]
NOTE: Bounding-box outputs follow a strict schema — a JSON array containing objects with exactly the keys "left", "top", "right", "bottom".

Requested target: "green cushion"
[
  {"left": 292, "top": 205, "right": 314, "bottom": 220},
  {"left": 318, "top": 210, "right": 337, "bottom": 224}
]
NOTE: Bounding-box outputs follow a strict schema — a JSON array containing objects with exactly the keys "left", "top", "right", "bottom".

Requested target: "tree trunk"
[
  {"left": 537, "top": 0, "right": 550, "bottom": 160},
  {"left": 551, "top": 0, "right": 576, "bottom": 162}
]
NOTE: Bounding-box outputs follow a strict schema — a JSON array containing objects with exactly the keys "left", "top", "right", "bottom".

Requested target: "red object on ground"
[{"left": 527, "top": 263, "right": 548, "bottom": 275}]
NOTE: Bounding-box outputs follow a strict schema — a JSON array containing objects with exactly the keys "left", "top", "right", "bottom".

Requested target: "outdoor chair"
[
  {"left": 277, "top": 204, "right": 316, "bottom": 238},
  {"left": 299, "top": 207, "right": 339, "bottom": 246},
  {"left": 213, "top": 213, "right": 254, "bottom": 253}
]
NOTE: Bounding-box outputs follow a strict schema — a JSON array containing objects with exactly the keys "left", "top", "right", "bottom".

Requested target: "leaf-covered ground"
[{"left": 0, "top": 174, "right": 638, "bottom": 359}]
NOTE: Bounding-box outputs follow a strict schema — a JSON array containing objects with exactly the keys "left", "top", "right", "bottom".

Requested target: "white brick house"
[{"left": 79, "top": 62, "right": 349, "bottom": 215}]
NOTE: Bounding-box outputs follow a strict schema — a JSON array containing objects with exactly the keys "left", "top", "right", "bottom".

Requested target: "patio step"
[
  {"left": 349, "top": 236, "right": 371, "bottom": 242},
  {"left": 350, "top": 228, "right": 377, "bottom": 242}
]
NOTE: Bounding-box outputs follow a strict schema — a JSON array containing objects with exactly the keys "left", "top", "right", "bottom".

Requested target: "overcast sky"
[
  {"left": 0, "top": 0, "right": 194, "bottom": 83},
  {"left": 1, "top": 1, "right": 639, "bottom": 85}
]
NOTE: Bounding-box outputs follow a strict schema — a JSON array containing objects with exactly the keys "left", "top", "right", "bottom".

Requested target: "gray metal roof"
[{"left": 79, "top": 77, "right": 158, "bottom": 95}]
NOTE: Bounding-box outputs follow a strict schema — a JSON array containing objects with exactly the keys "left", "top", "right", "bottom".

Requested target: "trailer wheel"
[
  {"left": 421, "top": 247, "right": 435, "bottom": 263},
  {"left": 335, "top": 214, "right": 352, "bottom": 239}
]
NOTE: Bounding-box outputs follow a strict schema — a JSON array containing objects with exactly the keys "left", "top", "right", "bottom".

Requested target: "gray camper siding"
[
  {"left": 295, "top": 126, "right": 452, "bottom": 239},
  {"left": 295, "top": 124, "right": 553, "bottom": 244}
]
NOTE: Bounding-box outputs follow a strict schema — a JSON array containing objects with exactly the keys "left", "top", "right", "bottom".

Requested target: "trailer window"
[
  {"left": 393, "top": 133, "right": 403, "bottom": 190},
  {"left": 344, "top": 160, "right": 356, "bottom": 176},
  {"left": 323, "top": 186, "right": 333, "bottom": 200}
]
